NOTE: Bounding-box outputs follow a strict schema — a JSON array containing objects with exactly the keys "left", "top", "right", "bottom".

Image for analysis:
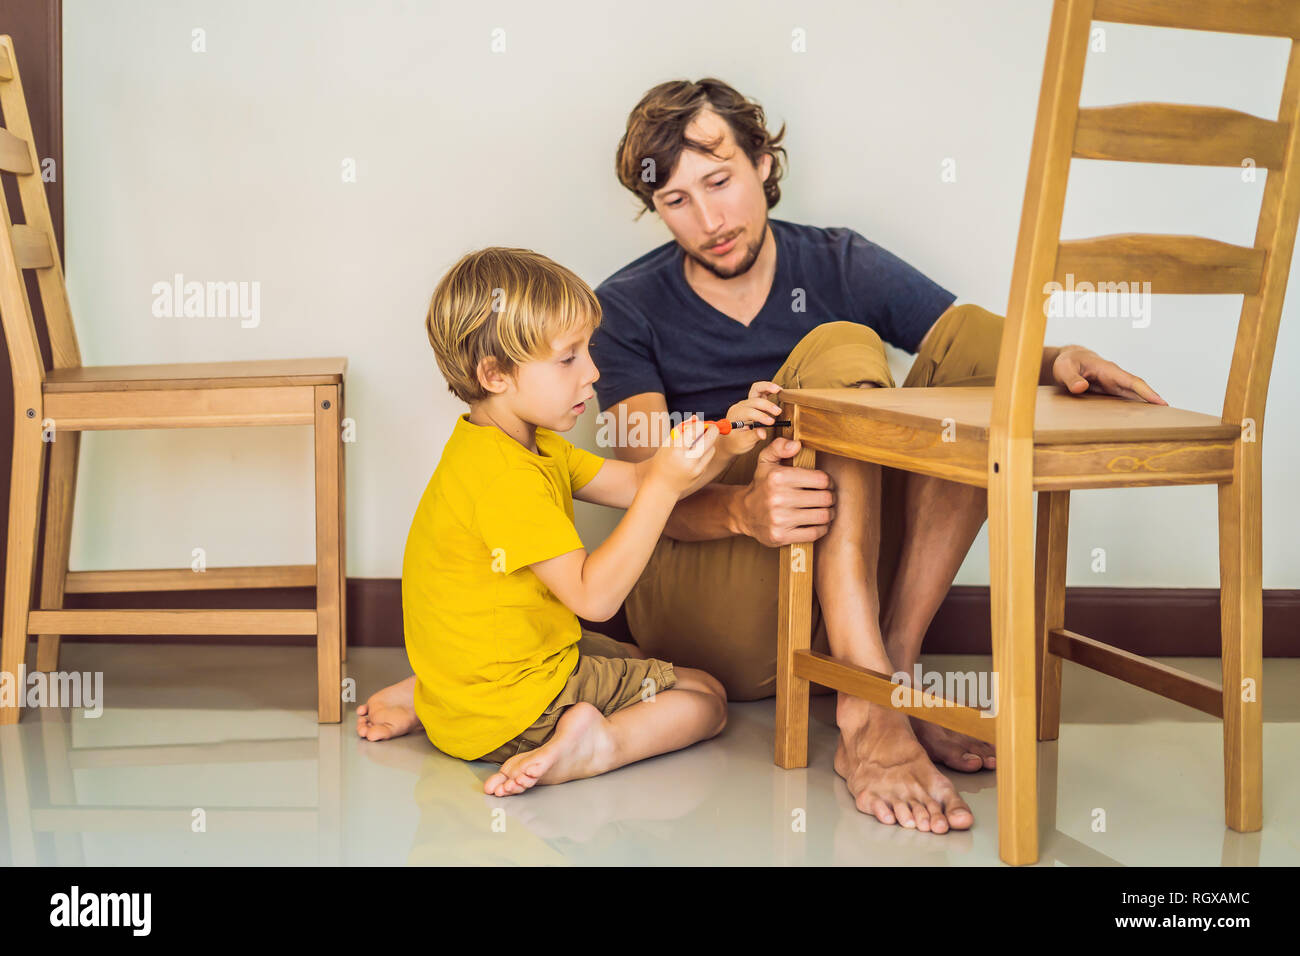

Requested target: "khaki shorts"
[
  {"left": 624, "top": 303, "right": 1005, "bottom": 701},
  {"left": 478, "top": 629, "right": 678, "bottom": 764}
]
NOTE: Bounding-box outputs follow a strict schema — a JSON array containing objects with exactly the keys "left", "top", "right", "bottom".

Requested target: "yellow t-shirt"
[{"left": 401, "top": 413, "right": 606, "bottom": 760}]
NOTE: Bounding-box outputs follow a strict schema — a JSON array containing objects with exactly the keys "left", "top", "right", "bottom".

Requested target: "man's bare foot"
[
  {"left": 834, "top": 703, "right": 974, "bottom": 834},
  {"left": 910, "top": 717, "right": 996, "bottom": 772},
  {"left": 356, "top": 675, "right": 420, "bottom": 741},
  {"left": 483, "top": 703, "right": 615, "bottom": 797}
]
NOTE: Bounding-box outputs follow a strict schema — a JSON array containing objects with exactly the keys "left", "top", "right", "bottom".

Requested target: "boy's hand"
[
  {"left": 648, "top": 417, "right": 719, "bottom": 494},
  {"left": 720, "top": 381, "right": 784, "bottom": 455}
]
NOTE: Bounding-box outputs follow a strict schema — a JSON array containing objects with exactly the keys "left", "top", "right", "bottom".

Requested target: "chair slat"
[
  {"left": 0, "top": 45, "right": 11, "bottom": 81},
  {"left": 0, "top": 36, "right": 79, "bottom": 378},
  {"left": 0, "top": 127, "right": 33, "bottom": 173},
  {"left": 65, "top": 565, "right": 319, "bottom": 593},
  {"left": 1093, "top": 0, "right": 1300, "bottom": 38},
  {"left": 1074, "top": 103, "right": 1289, "bottom": 169},
  {"left": 1048, "top": 628, "right": 1224, "bottom": 716},
  {"left": 1055, "top": 233, "right": 1266, "bottom": 294},
  {"left": 10, "top": 224, "right": 52, "bottom": 269},
  {"left": 27, "top": 609, "right": 318, "bottom": 635}
]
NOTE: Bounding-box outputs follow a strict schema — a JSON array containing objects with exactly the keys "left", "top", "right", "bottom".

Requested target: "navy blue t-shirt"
[{"left": 590, "top": 219, "right": 956, "bottom": 422}]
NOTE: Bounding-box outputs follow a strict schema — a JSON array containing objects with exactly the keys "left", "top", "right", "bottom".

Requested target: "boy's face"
[
  {"left": 650, "top": 108, "right": 773, "bottom": 280},
  {"left": 507, "top": 326, "right": 600, "bottom": 431}
]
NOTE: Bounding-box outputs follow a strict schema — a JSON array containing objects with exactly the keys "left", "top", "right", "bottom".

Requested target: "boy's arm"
[
  {"left": 597, "top": 392, "right": 748, "bottom": 542},
  {"left": 574, "top": 442, "right": 737, "bottom": 510},
  {"left": 531, "top": 470, "right": 682, "bottom": 622}
]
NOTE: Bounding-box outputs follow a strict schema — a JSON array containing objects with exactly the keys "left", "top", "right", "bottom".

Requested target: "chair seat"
[
  {"left": 43, "top": 357, "right": 347, "bottom": 392},
  {"left": 781, "top": 385, "right": 1238, "bottom": 445}
]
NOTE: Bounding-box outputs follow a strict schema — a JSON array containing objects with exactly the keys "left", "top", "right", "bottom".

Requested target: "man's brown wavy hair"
[{"left": 615, "top": 78, "right": 788, "bottom": 218}]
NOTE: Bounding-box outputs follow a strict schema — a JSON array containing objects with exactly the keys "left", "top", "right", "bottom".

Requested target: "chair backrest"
[
  {"left": 993, "top": 0, "right": 1300, "bottom": 450},
  {"left": 0, "top": 34, "right": 81, "bottom": 406}
]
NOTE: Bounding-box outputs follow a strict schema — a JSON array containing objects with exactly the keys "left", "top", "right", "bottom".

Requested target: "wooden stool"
[{"left": 0, "top": 36, "right": 348, "bottom": 724}]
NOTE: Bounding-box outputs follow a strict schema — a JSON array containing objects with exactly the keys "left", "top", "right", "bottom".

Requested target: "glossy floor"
[{"left": 2, "top": 644, "right": 1297, "bottom": 866}]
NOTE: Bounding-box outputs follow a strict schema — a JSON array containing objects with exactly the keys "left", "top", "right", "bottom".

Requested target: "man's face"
[{"left": 651, "top": 109, "right": 773, "bottom": 280}]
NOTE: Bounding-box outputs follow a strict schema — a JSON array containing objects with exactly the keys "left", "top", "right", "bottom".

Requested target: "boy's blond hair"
[{"left": 426, "top": 247, "right": 602, "bottom": 404}]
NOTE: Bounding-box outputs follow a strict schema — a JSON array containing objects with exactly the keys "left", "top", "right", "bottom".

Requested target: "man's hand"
[
  {"left": 1051, "top": 345, "right": 1167, "bottom": 405},
  {"left": 736, "top": 437, "right": 836, "bottom": 547}
]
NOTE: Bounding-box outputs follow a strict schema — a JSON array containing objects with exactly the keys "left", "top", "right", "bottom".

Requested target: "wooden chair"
[
  {"left": 775, "top": 0, "right": 1300, "bottom": 865},
  {"left": 0, "top": 36, "right": 348, "bottom": 725}
]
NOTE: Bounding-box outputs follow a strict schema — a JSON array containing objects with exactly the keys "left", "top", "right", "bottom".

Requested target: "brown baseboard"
[{"left": 42, "top": 579, "right": 1300, "bottom": 657}]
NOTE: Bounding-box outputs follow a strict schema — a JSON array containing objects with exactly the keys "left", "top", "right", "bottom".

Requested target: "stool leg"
[
  {"left": 36, "top": 431, "right": 80, "bottom": 673},
  {"left": 1, "top": 415, "right": 47, "bottom": 725},
  {"left": 337, "top": 383, "right": 348, "bottom": 665},
  {"left": 1219, "top": 453, "right": 1262, "bottom": 832},
  {"left": 989, "top": 445, "right": 1038, "bottom": 865},
  {"left": 1034, "top": 490, "right": 1069, "bottom": 741},
  {"left": 314, "top": 386, "right": 342, "bottom": 723},
  {"left": 775, "top": 441, "right": 815, "bottom": 769}
]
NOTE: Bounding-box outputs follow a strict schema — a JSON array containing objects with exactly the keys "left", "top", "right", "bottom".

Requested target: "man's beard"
[{"left": 685, "top": 221, "right": 767, "bottom": 280}]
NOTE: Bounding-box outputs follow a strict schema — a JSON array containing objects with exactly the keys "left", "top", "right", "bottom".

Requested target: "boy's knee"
[
  {"left": 710, "top": 673, "right": 728, "bottom": 706},
  {"left": 708, "top": 678, "right": 728, "bottom": 735},
  {"left": 691, "top": 667, "right": 728, "bottom": 704},
  {"left": 676, "top": 666, "right": 729, "bottom": 706},
  {"left": 673, "top": 666, "right": 728, "bottom": 736}
]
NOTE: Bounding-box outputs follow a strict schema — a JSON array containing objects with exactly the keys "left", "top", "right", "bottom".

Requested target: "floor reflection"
[{"left": 0, "top": 646, "right": 1292, "bottom": 866}]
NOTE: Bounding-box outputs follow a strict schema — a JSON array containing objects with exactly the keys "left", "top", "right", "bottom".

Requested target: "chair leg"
[
  {"left": 775, "top": 440, "right": 814, "bottom": 769},
  {"left": 337, "top": 385, "right": 348, "bottom": 665},
  {"left": 988, "top": 448, "right": 1038, "bottom": 865},
  {"left": 36, "top": 431, "right": 80, "bottom": 673},
  {"left": 1218, "top": 456, "right": 1263, "bottom": 832},
  {"left": 1, "top": 724, "right": 37, "bottom": 862},
  {"left": 1, "top": 415, "right": 48, "bottom": 725},
  {"left": 317, "top": 723, "right": 343, "bottom": 865},
  {"left": 314, "top": 385, "right": 342, "bottom": 723},
  {"left": 1034, "top": 490, "right": 1069, "bottom": 741}
]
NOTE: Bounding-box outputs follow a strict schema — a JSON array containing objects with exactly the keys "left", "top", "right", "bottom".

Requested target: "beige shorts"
[
  {"left": 623, "top": 303, "right": 1006, "bottom": 701},
  {"left": 478, "top": 629, "right": 677, "bottom": 764}
]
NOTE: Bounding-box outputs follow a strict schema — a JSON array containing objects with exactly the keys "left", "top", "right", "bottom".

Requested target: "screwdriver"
[
  {"left": 707, "top": 418, "right": 791, "bottom": 435},
  {"left": 669, "top": 417, "right": 792, "bottom": 446}
]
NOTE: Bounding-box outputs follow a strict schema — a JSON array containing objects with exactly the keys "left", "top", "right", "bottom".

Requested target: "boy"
[{"left": 394, "top": 246, "right": 784, "bottom": 796}]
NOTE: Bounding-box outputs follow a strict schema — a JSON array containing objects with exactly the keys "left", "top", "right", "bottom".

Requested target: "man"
[
  {"left": 585, "top": 78, "right": 1164, "bottom": 834},
  {"left": 359, "top": 77, "right": 1164, "bottom": 837}
]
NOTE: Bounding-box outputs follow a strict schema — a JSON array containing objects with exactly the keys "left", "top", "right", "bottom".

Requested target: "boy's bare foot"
[
  {"left": 910, "top": 717, "right": 996, "bottom": 772},
  {"left": 483, "top": 702, "right": 616, "bottom": 797},
  {"left": 834, "top": 702, "right": 974, "bottom": 834},
  {"left": 356, "top": 675, "right": 420, "bottom": 741}
]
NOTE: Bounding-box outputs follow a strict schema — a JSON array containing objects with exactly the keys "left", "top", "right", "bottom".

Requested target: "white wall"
[{"left": 62, "top": 0, "right": 1300, "bottom": 589}]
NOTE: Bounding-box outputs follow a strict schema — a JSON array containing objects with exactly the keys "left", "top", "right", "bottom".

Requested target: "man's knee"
[
  {"left": 925, "top": 303, "right": 1004, "bottom": 387},
  {"left": 779, "top": 321, "right": 896, "bottom": 391}
]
